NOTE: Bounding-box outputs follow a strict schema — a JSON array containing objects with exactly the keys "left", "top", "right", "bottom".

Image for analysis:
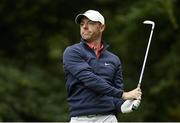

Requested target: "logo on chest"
[{"left": 105, "top": 62, "right": 110, "bottom": 66}]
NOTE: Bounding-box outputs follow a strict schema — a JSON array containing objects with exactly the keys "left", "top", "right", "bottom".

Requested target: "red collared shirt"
[{"left": 87, "top": 42, "right": 104, "bottom": 58}]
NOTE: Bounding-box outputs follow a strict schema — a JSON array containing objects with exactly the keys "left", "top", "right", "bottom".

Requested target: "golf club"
[
  {"left": 137, "top": 20, "right": 155, "bottom": 88},
  {"left": 121, "top": 20, "right": 155, "bottom": 113}
]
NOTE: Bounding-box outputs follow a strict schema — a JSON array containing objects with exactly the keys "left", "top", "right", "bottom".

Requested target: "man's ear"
[{"left": 100, "top": 24, "right": 105, "bottom": 32}]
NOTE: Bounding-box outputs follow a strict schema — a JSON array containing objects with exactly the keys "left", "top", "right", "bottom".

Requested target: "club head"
[{"left": 143, "top": 20, "right": 155, "bottom": 29}]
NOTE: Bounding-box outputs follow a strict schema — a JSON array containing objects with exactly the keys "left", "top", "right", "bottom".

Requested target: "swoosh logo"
[{"left": 105, "top": 63, "right": 110, "bottom": 66}]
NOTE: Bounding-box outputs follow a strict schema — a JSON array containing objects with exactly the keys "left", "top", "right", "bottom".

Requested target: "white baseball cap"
[{"left": 75, "top": 10, "right": 105, "bottom": 25}]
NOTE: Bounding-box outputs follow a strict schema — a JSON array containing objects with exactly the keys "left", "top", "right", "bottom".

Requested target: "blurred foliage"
[
  {"left": 0, "top": 0, "right": 180, "bottom": 121},
  {"left": 0, "top": 59, "right": 68, "bottom": 121}
]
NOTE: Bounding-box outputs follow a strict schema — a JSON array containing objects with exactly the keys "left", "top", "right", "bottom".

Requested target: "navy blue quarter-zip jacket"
[{"left": 63, "top": 39, "right": 124, "bottom": 117}]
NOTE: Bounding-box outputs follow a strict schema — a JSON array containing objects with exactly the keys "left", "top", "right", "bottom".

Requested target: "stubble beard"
[{"left": 81, "top": 31, "right": 101, "bottom": 42}]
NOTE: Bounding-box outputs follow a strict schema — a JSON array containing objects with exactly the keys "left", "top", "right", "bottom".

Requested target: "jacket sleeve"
[
  {"left": 113, "top": 59, "right": 125, "bottom": 113},
  {"left": 63, "top": 46, "right": 123, "bottom": 98},
  {"left": 113, "top": 97, "right": 124, "bottom": 113},
  {"left": 113, "top": 60, "right": 124, "bottom": 92}
]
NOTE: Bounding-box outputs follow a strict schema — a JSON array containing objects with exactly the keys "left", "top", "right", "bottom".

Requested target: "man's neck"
[
  {"left": 87, "top": 40, "right": 101, "bottom": 49},
  {"left": 86, "top": 37, "right": 102, "bottom": 48}
]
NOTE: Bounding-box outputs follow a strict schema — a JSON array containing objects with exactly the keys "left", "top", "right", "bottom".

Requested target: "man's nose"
[{"left": 82, "top": 23, "right": 88, "bottom": 29}]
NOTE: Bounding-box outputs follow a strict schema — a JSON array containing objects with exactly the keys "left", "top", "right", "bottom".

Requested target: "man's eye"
[
  {"left": 80, "top": 23, "right": 84, "bottom": 26},
  {"left": 88, "top": 22, "right": 95, "bottom": 25}
]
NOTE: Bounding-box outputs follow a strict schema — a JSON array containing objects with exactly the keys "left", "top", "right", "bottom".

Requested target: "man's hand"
[
  {"left": 121, "top": 99, "right": 141, "bottom": 113},
  {"left": 120, "top": 88, "right": 142, "bottom": 113},
  {"left": 122, "top": 87, "right": 142, "bottom": 100}
]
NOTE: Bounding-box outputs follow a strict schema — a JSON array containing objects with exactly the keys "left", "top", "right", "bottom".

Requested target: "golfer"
[{"left": 63, "top": 10, "right": 142, "bottom": 123}]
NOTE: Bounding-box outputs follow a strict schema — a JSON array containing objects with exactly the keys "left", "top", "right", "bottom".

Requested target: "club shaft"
[{"left": 137, "top": 26, "right": 154, "bottom": 88}]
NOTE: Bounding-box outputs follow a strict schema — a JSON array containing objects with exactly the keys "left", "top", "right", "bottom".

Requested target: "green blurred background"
[{"left": 0, "top": 0, "right": 180, "bottom": 121}]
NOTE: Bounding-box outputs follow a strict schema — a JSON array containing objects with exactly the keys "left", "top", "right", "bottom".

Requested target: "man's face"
[{"left": 80, "top": 17, "right": 105, "bottom": 42}]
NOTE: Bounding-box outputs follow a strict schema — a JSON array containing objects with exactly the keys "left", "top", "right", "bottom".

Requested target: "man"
[{"left": 63, "top": 10, "right": 142, "bottom": 123}]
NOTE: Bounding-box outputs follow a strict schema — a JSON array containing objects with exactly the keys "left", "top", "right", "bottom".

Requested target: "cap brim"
[{"left": 75, "top": 14, "right": 85, "bottom": 24}]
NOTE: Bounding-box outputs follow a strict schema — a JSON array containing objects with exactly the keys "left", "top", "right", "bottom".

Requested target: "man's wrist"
[{"left": 122, "top": 92, "right": 127, "bottom": 100}]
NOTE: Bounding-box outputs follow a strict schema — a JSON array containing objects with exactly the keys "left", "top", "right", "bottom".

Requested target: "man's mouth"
[{"left": 83, "top": 31, "right": 90, "bottom": 35}]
